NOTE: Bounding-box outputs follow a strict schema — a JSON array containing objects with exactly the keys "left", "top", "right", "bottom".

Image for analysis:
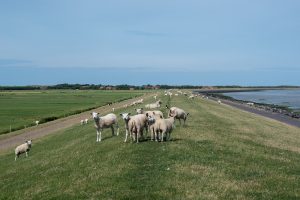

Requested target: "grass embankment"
[
  {"left": 0, "top": 93, "right": 300, "bottom": 199},
  {"left": 0, "top": 90, "right": 144, "bottom": 134}
]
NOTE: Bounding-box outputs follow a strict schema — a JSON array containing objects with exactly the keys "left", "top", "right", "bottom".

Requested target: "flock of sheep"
[
  {"left": 91, "top": 93, "right": 189, "bottom": 144},
  {"left": 14, "top": 91, "right": 192, "bottom": 160}
]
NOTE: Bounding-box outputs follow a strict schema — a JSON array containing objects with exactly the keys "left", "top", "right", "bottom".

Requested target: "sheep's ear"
[
  {"left": 160, "top": 115, "right": 163, "bottom": 119},
  {"left": 145, "top": 113, "right": 149, "bottom": 117},
  {"left": 119, "top": 113, "right": 123, "bottom": 116}
]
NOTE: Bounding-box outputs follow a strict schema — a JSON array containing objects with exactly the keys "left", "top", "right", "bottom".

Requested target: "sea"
[{"left": 223, "top": 89, "right": 300, "bottom": 111}]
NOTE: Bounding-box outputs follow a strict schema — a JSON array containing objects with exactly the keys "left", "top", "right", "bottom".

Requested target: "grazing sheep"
[
  {"left": 246, "top": 102, "right": 254, "bottom": 106},
  {"left": 112, "top": 107, "right": 115, "bottom": 112},
  {"left": 91, "top": 112, "right": 119, "bottom": 142},
  {"left": 120, "top": 113, "right": 149, "bottom": 143},
  {"left": 80, "top": 120, "right": 84, "bottom": 125},
  {"left": 154, "top": 95, "right": 157, "bottom": 100},
  {"left": 35, "top": 121, "right": 39, "bottom": 126},
  {"left": 188, "top": 95, "right": 195, "bottom": 100},
  {"left": 166, "top": 105, "right": 189, "bottom": 126},
  {"left": 217, "top": 100, "right": 222, "bottom": 104},
  {"left": 15, "top": 140, "right": 32, "bottom": 161},
  {"left": 145, "top": 100, "right": 162, "bottom": 109},
  {"left": 84, "top": 118, "right": 88, "bottom": 124}
]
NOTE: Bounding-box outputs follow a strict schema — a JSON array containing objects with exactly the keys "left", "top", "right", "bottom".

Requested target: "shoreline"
[{"left": 194, "top": 91, "right": 300, "bottom": 128}]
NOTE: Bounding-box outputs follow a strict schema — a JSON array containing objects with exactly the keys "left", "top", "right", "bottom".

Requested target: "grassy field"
[
  {"left": 0, "top": 92, "right": 300, "bottom": 199},
  {"left": 0, "top": 90, "right": 144, "bottom": 134}
]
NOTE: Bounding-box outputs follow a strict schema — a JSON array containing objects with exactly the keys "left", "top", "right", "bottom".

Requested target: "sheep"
[
  {"left": 188, "top": 95, "right": 195, "bottom": 100},
  {"left": 217, "top": 100, "right": 222, "bottom": 104},
  {"left": 145, "top": 100, "right": 162, "bottom": 109},
  {"left": 166, "top": 105, "right": 189, "bottom": 126},
  {"left": 15, "top": 140, "right": 32, "bottom": 161},
  {"left": 154, "top": 95, "right": 157, "bottom": 100},
  {"left": 135, "top": 108, "right": 163, "bottom": 118},
  {"left": 112, "top": 107, "right": 115, "bottom": 112},
  {"left": 148, "top": 114, "right": 175, "bottom": 142},
  {"left": 120, "top": 113, "right": 149, "bottom": 143},
  {"left": 80, "top": 120, "right": 84, "bottom": 125},
  {"left": 35, "top": 121, "right": 39, "bottom": 126},
  {"left": 84, "top": 118, "right": 88, "bottom": 124},
  {"left": 91, "top": 112, "right": 119, "bottom": 142},
  {"left": 246, "top": 102, "right": 254, "bottom": 106}
]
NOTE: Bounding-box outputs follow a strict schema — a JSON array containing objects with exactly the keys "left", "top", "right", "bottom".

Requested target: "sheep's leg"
[
  {"left": 96, "top": 130, "right": 100, "bottom": 142},
  {"left": 111, "top": 126, "right": 115, "bottom": 136},
  {"left": 178, "top": 119, "right": 182, "bottom": 126},
  {"left": 161, "top": 131, "right": 164, "bottom": 142},
  {"left": 116, "top": 123, "right": 119, "bottom": 136},
  {"left": 155, "top": 130, "right": 159, "bottom": 142},
  {"left": 26, "top": 152, "right": 28, "bottom": 157},
  {"left": 15, "top": 155, "right": 17, "bottom": 161},
  {"left": 124, "top": 129, "right": 128, "bottom": 142},
  {"left": 99, "top": 130, "right": 102, "bottom": 142}
]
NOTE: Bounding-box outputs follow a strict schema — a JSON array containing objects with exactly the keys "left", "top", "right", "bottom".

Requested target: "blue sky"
[{"left": 0, "top": 0, "right": 299, "bottom": 86}]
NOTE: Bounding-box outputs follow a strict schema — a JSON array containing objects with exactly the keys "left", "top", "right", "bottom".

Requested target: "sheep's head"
[
  {"left": 26, "top": 140, "right": 32, "bottom": 147},
  {"left": 120, "top": 113, "right": 131, "bottom": 121},
  {"left": 147, "top": 115, "right": 156, "bottom": 125},
  {"left": 135, "top": 108, "right": 143, "bottom": 114},
  {"left": 91, "top": 112, "right": 99, "bottom": 119}
]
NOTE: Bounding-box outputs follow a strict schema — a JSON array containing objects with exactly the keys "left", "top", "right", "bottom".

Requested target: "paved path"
[
  {"left": 217, "top": 98, "right": 300, "bottom": 128},
  {"left": 0, "top": 93, "right": 153, "bottom": 152}
]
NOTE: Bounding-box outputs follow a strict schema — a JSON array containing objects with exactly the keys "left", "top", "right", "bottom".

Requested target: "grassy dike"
[{"left": 0, "top": 93, "right": 300, "bottom": 199}]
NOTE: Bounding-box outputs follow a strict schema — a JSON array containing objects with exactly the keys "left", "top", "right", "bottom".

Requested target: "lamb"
[
  {"left": 120, "top": 113, "right": 149, "bottom": 143},
  {"left": 145, "top": 100, "right": 162, "bottom": 109},
  {"left": 217, "top": 100, "right": 222, "bottom": 104},
  {"left": 166, "top": 105, "right": 189, "bottom": 126},
  {"left": 15, "top": 140, "right": 32, "bottom": 161},
  {"left": 188, "top": 95, "right": 195, "bottom": 99},
  {"left": 91, "top": 112, "right": 119, "bottom": 142},
  {"left": 84, "top": 118, "right": 88, "bottom": 124},
  {"left": 35, "top": 121, "right": 39, "bottom": 126},
  {"left": 80, "top": 120, "right": 84, "bottom": 125},
  {"left": 148, "top": 114, "right": 175, "bottom": 142}
]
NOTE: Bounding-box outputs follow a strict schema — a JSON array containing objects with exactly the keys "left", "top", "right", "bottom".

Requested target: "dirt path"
[{"left": 0, "top": 93, "right": 154, "bottom": 152}]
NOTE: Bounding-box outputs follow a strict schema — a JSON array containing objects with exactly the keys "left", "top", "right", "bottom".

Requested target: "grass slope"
[
  {"left": 0, "top": 90, "right": 143, "bottom": 134},
  {"left": 0, "top": 94, "right": 300, "bottom": 199}
]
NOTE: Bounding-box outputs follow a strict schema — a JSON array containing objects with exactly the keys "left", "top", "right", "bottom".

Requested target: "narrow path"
[{"left": 0, "top": 93, "right": 153, "bottom": 152}]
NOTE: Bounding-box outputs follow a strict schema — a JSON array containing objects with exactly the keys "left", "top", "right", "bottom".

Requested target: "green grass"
[
  {"left": 0, "top": 90, "right": 144, "bottom": 134},
  {"left": 0, "top": 93, "right": 300, "bottom": 199}
]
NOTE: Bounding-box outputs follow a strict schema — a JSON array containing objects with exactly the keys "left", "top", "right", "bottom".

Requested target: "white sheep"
[
  {"left": 80, "top": 120, "right": 84, "bottom": 125},
  {"left": 188, "top": 95, "right": 195, "bottom": 100},
  {"left": 154, "top": 95, "right": 157, "bottom": 100},
  {"left": 217, "top": 100, "right": 222, "bottom": 104},
  {"left": 15, "top": 140, "right": 32, "bottom": 161},
  {"left": 145, "top": 100, "right": 162, "bottom": 109},
  {"left": 84, "top": 118, "right": 88, "bottom": 124},
  {"left": 120, "top": 113, "right": 149, "bottom": 143},
  {"left": 35, "top": 121, "right": 39, "bottom": 126},
  {"left": 91, "top": 112, "right": 119, "bottom": 142},
  {"left": 135, "top": 108, "right": 163, "bottom": 118},
  {"left": 166, "top": 105, "right": 189, "bottom": 126},
  {"left": 148, "top": 114, "right": 175, "bottom": 142},
  {"left": 112, "top": 107, "right": 115, "bottom": 112}
]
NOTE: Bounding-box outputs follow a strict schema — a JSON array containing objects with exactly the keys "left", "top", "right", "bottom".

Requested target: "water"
[{"left": 224, "top": 89, "right": 300, "bottom": 111}]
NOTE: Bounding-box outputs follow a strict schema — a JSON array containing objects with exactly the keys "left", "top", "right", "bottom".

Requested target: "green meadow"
[
  {"left": 0, "top": 90, "right": 143, "bottom": 134},
  {"left": 0, "top": 92, "right": 300, "bottom": 199}
]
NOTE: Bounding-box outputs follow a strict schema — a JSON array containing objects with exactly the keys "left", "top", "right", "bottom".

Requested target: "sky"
[{"left": 0, "top": 0, "right": 300, "bottom": 86}]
